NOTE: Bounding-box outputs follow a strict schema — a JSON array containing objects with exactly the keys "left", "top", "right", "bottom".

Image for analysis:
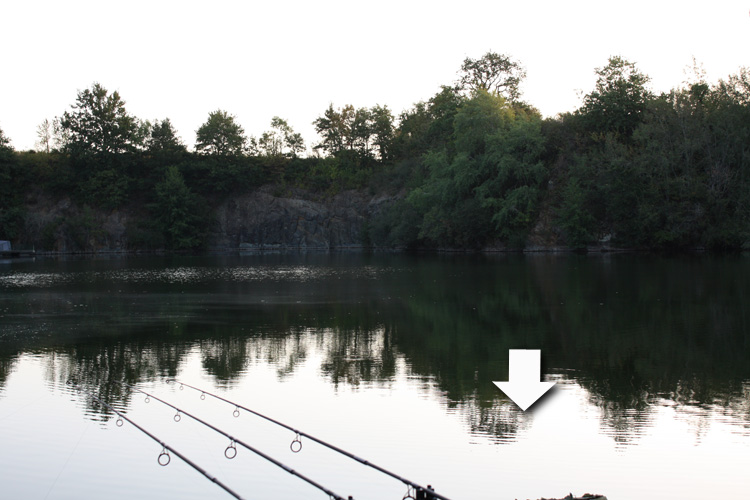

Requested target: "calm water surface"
[{"left": 1, "top": 253, "right": 749, "bottom": 499}]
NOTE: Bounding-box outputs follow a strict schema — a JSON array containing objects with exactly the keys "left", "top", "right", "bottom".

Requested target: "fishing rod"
[
  {"left": 66, "top": 381, "right": 246, "bottom": 500},
  {"left": 173, "top": 380, "right": 448, "bottom": 500},
  {"left": 123, "top": 383, "right": 352, "bottom": 500}
]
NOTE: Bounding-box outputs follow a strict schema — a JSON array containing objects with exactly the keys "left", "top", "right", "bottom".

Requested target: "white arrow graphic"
[{"left": 493, "top": 349, "right": 555, "bottom": 411}]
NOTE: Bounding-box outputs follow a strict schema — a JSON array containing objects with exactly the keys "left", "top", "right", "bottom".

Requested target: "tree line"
[{"left": 1, "top": 52, "right": 749, "bottom": 251}]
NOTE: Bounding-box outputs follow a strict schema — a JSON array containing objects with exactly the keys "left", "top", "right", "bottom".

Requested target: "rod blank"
[
  {"left": 174, "top": 380, "right": 448, "bottom": 500},
  {"left": 68, "top": 382, "right": 246, "bottom": 500},
  {"left": 125, "top": 383, "right": 351, "bottom": 500}
]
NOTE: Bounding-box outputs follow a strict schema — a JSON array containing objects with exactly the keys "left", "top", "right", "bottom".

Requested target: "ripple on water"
[
  {"left": 0, "top": 272, "right": 73, "bottom": 288},
  {"left": 1, "top": 263, "right": 395, "bottom": 290}
]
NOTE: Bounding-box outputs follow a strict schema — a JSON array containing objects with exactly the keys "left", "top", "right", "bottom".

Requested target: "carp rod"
[
  {"left": 123, "top": 383, "right": 352, "bottom": 500},
  {"left": 172, "top": 380, "right": 449, "bottom": 500},
  {"left": 67, "top": 381, "right": 246, "bottom": 500}
]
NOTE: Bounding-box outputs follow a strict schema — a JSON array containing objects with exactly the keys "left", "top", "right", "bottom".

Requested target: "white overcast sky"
[{"left": 1, "top": 0, "right": 748, "bottom": 151}]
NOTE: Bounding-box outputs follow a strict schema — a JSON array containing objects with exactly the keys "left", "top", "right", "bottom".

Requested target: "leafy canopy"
[
  {"left": 195, "top": 110, "right": 246, "bottom": 156},
  {"left": 0, "top": 126, "right": 12, "bottom": 151},
  {"left": 253, "top": 117, "right": 305, "bottom": 158},
  {"left": 59, "top": 83, "right": 141, "bottom": 156},
  {"left": 458, "top": 51, "right": 526, "bottom": 102},
  {"left": 153, "top": 165, "right": 206, "bottom": 250},
  {"left": 578, "top": 56, "right": 651, "bottom": 137},
  {"left": 313, "top": 104, "right": 394, "bottom": 163},
  {"left": 146, "top": 118, "right": 186, "bottom": 154},
  {"left": 406, "top": 91, "right": 547, "bottom": 248}
]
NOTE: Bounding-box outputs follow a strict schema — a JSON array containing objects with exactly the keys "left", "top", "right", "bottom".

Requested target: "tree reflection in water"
[{"left": 0, "top": 253, "right": 748, "bottom": 444}]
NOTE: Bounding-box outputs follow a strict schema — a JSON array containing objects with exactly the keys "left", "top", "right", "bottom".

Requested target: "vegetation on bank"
[{"left": 1, "top": 53, "right": 749, "bottom": 252}]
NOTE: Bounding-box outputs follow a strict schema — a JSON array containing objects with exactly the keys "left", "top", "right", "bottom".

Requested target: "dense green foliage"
[
  {"left": 2, "top": 54, "right": 750, "bottom": 252},
  {"left": 59, "top": 83, "right": 143, "bottom": 156},
  {"left": 387, "top": 90, "right": 547, "bottom": 248},
  {"left": 313, "top": 103, "right": 396, "bottom": 167},
  {"left": 250, "top": 116, "right": 305, "bottom": 158},
  {"left": 195, "top": 109, "right": 247, "bottom": 156},
  {"left": 0, "top": 127, "right": 27, "bottom": 240},
  {"left": 457, "top": 51, "right": 526, "bottom": 102},
  {"left": 152, "top": 166, "right": 209, "bottom": 250},
  {"left": 549, "top": 61, "right": 750, "bottom": 250},
  {"left": 372, "top": 56, "right": 750, "bottom": 250}
]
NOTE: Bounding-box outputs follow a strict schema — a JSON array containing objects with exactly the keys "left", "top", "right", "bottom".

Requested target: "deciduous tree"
[
  {"left": 458, "top": 51, "right": 526, "bottom": 102},
  {"left": 0, "top": 127, "right": 25, "bottom": 239},
  {"left": 313, "top": 104, "right": 394, "bottom": 163},
  {"left": 146, "top": 118, "right": 187, "bottom": 155},
  {"left": 35, "top": 119, "right": 52, "bottom": 154},
  {"left": 578, "top": 56, "right": 651, "bottom": 137},
  {"left": 153, "top": 165, "right": 207, "bottom": 250},
  {"left": 195, "top": 110, "right": 246, "bottom": 156},
  {"left": 0, "top": 126, "right": 10, "bottom": 150},
  {"left": 394, "top": 86, "right": 464, "bottom": 159},
  {"left": 58, "top": 83, "right": 141, "bottom": 156},
  {"left": 257, "top": 117, "right": 305, "bottom": 158},
  {"left": 407, "top": 91, "right": 547, "bottom": 248},
  {"left": 369, "top": 105, "right": 394, "bottom": 161},
  {"left": 313, "top": 104, "right": 350, "bottom": 157}
]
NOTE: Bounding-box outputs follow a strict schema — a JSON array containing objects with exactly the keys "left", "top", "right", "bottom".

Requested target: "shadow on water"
[{"left": 1, "top": 253, "right": 749, "bottom": 443}]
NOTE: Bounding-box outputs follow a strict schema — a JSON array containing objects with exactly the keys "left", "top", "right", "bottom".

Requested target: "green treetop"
[
  {"left": 195, "top": 110, "right": 246, "bottom": 156},
  {"left": 254, "top": 117, "right": 305, "bottom": 158},
  {"left": 578, "top": 56, "right": 651, "bottom": 137},
  {"left": 458, "top": 51, "right": 526, "bottom": 102},
  {"left": 59, "top": 83, "right": 142, "bottom": 156}
]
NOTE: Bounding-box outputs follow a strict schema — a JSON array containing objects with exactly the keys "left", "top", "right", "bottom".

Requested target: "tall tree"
[
  {"left": 52, "top": 117, "right": 70, "bottom": 151},
  {"left": 313, "top": 104, "right": 349, "bottom": 157},
  {"left": 350, "top": 107, "right": 372, "bottom": 155},
  {"left": 578, "top": 56, "right": 651, "bottom": 137},
  {"left": 369, "top": 104, "right": 394, "bottom": 161},
  {"left": 153, "top": 165, "right": 206, "bottom": 250},
  {"left": 35, "top": 119, "right": 52, "bottom": 154},
  {"left": 195, "top": 110, "right": 246, "bottom": 156},
  {"left": 458, "top": 51, "right": 526, "bottom": 101},
  {"left": 257, "top": 116, "right": 305, "bottom": 158},
  {"left": 0, "top": 126, "right": 10, "bottom": 150},
  {"left": 55, "top": 83, "right": 142, "bottom": 209},
  {"left": 58, "top": 83, "right": 141, "bottom": 156},
  {"left": 0, "top": 126, "right": 25, "bottom": 239},
  {"left": 395, "top": 86, "right": 464, "bottom": 159},
  {"left": 146, "top": 118, "right": 187, "bottom": 155},
  {"left": 718, "top": 67, "right": 750, "bottom": 106},
  {"left": 408, "top": 91, "right": 547, "bottom": 248},
  {"left": 313, "top": 104, "right": 393, "bottom": 163}
]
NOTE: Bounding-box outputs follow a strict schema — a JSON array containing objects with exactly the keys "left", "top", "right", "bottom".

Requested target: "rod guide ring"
[
  {"left": 290, "top": 434, "right": 302, "bottom": 453},
  {"left": 158, "top": 448, "right": 171, "bottom": 466},
  {"left": 225, "top": 441, "right": 237, "bottom": 460}
]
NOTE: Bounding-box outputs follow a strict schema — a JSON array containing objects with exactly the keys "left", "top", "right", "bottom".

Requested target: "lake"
[{"left": 1, "top": 253, "right": 749, "bottom": 499}]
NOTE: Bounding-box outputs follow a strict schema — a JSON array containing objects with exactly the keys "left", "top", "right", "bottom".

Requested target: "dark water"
[{"left": 0, "top": 253, "right": 749, "bottom": 499}]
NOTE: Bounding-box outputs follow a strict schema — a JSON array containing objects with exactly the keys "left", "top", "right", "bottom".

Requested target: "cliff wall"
[
  {"left": 15, "top": 186, "right": 391, "bottom": 253},
  {"left": 209, "top": 186, "right": 390, "bottom": 251}
]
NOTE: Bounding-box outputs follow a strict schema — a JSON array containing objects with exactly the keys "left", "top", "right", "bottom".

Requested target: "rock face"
[
  {"left": 21, "top": 195, "right": 129, "bottom": 253},
  {"left": 14, "top": 185, "right": 392, "bottom": 253},
  {"left": 210, "top": 186, "right": 385, "bottom": 251}
]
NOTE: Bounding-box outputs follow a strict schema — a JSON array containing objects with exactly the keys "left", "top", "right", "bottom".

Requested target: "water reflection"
[
  {"left": 1, "top": 253, "right": 749, "bottom": 446},
  {"left": 320, "top": 327, "right": 397, "bottom": 388},
  {"left": 0, "top": 354, "right": 17, "bottom": 390}
]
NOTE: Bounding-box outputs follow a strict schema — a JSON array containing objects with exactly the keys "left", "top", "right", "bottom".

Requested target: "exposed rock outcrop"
[
  {"left": 209, "top": 186, "right": 390, "bottom": 251},
  {"left": 21, "top": 194, "right": 129, "bottom": 253},
  {"left": 14, "top": 185, "right": 393, "bottom": 253}
]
